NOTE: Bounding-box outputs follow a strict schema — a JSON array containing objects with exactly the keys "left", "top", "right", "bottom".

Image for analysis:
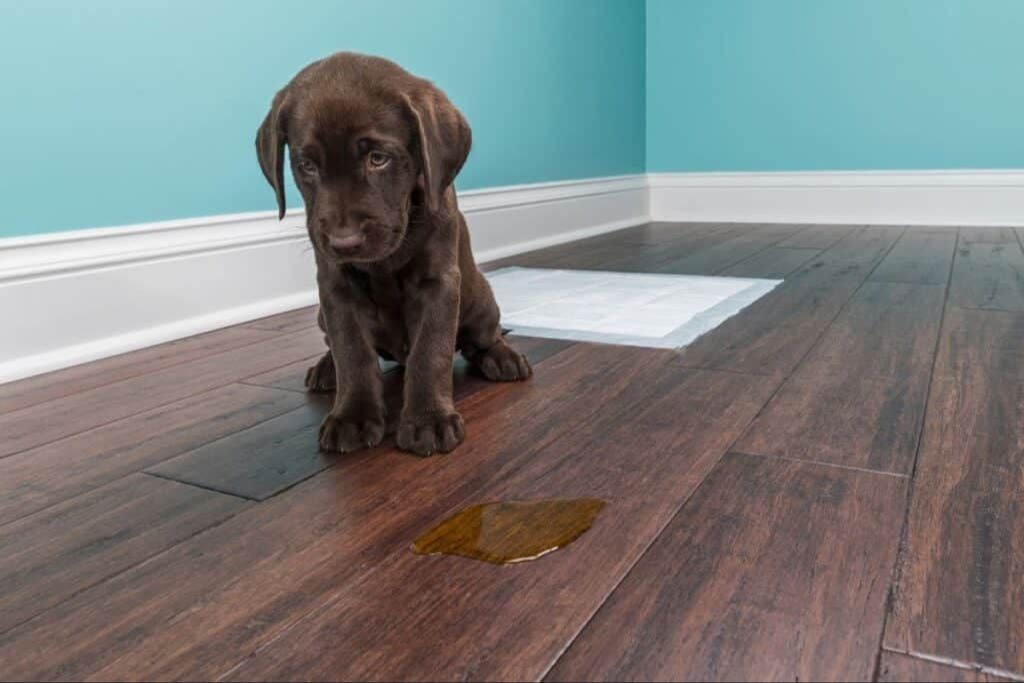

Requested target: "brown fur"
[{"left": 256, "top": 52, "right": 531, "bottom": 456}]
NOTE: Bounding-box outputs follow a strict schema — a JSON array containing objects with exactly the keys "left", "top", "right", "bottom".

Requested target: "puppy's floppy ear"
[
  {"left": 402, "top": 84, "right": 471, "bottom": 213},
  {"left": 255, "top": 88, "right": 291, "bottom": 220}
]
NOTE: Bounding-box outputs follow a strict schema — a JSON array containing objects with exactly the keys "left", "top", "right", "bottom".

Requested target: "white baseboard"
[
  {"left": 5, "top": 168, "right": 1020, "bottom": 382},
  {"left": 648, "top": 170, "right": 1024, "bottom": 226},
  {"left": 0, "top": 174, "right": 648, "bottom": 382}
]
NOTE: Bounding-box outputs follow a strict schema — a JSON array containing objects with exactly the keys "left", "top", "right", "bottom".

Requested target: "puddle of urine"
[{"left": 411, "top": 498, "right": 606, "bottom": 564}]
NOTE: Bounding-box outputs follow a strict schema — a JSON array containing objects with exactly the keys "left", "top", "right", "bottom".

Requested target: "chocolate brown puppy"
[{"left": 256, "top": 52, "right": 531, "bottom": 456}]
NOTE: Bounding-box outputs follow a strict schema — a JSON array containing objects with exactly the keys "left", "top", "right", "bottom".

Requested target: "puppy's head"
[{"left": 256, "top": 53, "right": 471, "bottom": 263}]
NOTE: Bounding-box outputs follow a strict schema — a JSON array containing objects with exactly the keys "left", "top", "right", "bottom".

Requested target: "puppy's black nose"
[{"left": 328, "top": 232, "right": 365, "bottom": 252}]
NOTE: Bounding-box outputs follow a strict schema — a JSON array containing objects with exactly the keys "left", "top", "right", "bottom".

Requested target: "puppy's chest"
[{"left": 354, "top": 276, "right": 413, "bottom": 361}]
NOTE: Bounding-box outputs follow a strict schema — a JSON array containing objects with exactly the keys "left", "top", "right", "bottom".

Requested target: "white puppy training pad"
[{"left": 486, "top": 267, "right": 781, "bottom": 349}]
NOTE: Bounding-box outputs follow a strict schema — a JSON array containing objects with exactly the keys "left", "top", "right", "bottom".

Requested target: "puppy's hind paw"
[
  {"left": 319, "top": 411, "right": 385, "bottom": 453},
  {"left": 477, "top": 341, "right": 532, "bottom": 382},
  {"left": 304, "top": 352, "right": 337, "bottom": 393}
]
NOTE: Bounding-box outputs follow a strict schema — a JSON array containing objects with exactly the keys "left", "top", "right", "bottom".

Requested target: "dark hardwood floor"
[{"left": 1, "top": 222, "right": 1022, "bottom": 682}]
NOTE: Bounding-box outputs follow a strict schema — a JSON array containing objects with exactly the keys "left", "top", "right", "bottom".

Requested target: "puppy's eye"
[
  {"left": 367, "top": 151, "right": 391, "bottom": 169},
  {"left": 296, "top": 159, "right": 318, "bottom": 175}
]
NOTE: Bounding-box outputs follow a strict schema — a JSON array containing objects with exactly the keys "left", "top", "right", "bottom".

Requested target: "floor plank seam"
[
  {"left": 882, "top": 646, "right": 1024, "bottom": 682},
  {"left": 707, "top": 226, "right": 810, "bottom": 276},
  {"left": 870, "top": 228, "right": 959, "bottom": 683},
  {"left": 728, "top": 450, "right": 910, "bottom": 479},
  {"left": 0, "top": 348, "right": 336, "bottom": 463},
  {"left": 214, "top": 349, "right": 692, "bottom": 682},
  {"left": 0, "top": 491, "right": 252, "bottom": 640},
  {"left": 235, "top": 380, "right": 309, "bottom": 394},
  {"left": 717, "top": 227, "right": 909, "bottom": 455},
  {"left": 142, "top": 470, "right": 262, "bottom": 501},
  {"left": 0, "top": 327, "right": 284, "bottom": 415},
  {"left": 537, "top": 372, "right": 802, "bottom": 680}
]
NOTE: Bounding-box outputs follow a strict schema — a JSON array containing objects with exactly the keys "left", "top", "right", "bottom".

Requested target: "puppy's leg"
[
  {"left": 459, "top": 273, "right": 532, "bottom": 382},
  {"left": 305, "top": 350, "right": 337, "bottom": 392},
  {"left": 317, "top": 280, "right": 385, "bottom": 453},
  {"left": 305, "top": 309, "right": 337, "bottom": 392},
  {"left": 396, "top": 269, "right": 465, "bottom": 456}
]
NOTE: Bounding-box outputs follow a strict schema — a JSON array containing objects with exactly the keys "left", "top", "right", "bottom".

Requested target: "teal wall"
[
  {"left": 646, "top": 0, "right": 1024, "bottom": 172},
  {"left": 0, "top": 0, "right": 645, "bottom": 238},
  {"left": 8, "top": 1, "right": 1022, "bottom": 238}
]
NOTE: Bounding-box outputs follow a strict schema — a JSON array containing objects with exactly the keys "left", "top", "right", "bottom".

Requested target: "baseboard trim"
[
  {"left": 6, "top": 168, "right": 1019, "bottom": 382},
  {"left": 0, "top": 174, "right": 648, "bottom": 382},
  {"left": 649, "top": 170, "right": 1024, "bottom": 226}
]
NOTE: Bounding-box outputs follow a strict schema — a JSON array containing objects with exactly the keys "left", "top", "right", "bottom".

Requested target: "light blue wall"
[
  {"left": 646, "top": 0, "right": 1024, "bottom": 172},
  {"left": 0, "top": 0, "right": 645, "bottom": 238}
]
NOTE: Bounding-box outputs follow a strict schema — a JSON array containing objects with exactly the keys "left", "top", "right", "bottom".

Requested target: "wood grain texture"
[
  {"left": 960, "top": 226, "right": 1019, "bottom": 244},
  {"left": 242, "top": 305, "right": 319, "bottom": 332},
  {"left": 949, "top": 240, "right": 1024, "bottom": 311},
  {"left": 800, "top": 282, "right": 946, "bottom": 379},
  {"left": 678, "top": 261, "right": 865, "bottom": 375},
  {"left": 0, "top": 474, "right": 245, "bottom": 635},
  {"left": 735, "top": 283, "right": 944, "bottom": 473},
  {"left": 145, "top": 396, "right": 334, "bottom": 500},
  {"left": 0, "top": 325, "right": 276, "bottom": 414},
  {"left": 653, "top": 225, "right": 802, "bottom": 275},
  {"left": 719, "top": 246, "right": 822, "bottom": 279},
  {"left": 482, "top": 223, "right": 746, "bottom": 273},
  {"left": 2, "top": 222, "right": 1017, "bottom": 681},
  {"left": 774, "top": 224, "right": 857, "bottom": 249},
  {"left": 0, "top": 345, "right": 664, "bottom": 681},
  {"left": 678, "top": 227, "right": 904, "bottom": 376},
  {"left": 0, "top": 383, "right": 304, "bottom": 527},
  {"left": 222, "top": 370, "right": 779, "bottom": 682},
  {"left": 146, "top": 338, "right": 571, "bottom": 500},
  {"left": 885, "top": 308, "right": 1024, "bottom": 676},
  {"left": 878, "top": 653, "right": 1013, "bottom": 682},
  {"left": 815, "top": 225, "right": 906, "bottom": 266},
  {"left": 872, "top": 230, "right": 958, "bottom": 285},
  {"left": 0, "top": 328, "right": 326, "bottom": 459},
  {"left": 547, "top": 453, "right": 906, "bottom": 683}
]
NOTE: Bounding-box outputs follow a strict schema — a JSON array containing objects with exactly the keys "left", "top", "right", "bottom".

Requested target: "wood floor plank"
[
  {"left": 960, "top": 226, "right": 1019, "bottom": 244},
  {"left": 611, "top": 221, "right": 729, "bottom": 246},
  {"left": 815, "top": 225, "right": 906, "bottom": 266},
  {"left": 652, "top": 225, "right": 802, "bottom": 275},
  {"left": 0, "top": 325, "right": 277, "bottom": 414},
  {"left": 0, "top": 344, "right": 673, "bottom": 681},
  {"left": 239, "top": 354, "right": 329, "bottom": 393},
  {"left": 884, "top": 308, "right": 1024, "bottom": 676},
  {"left": 678, "top": 227, "right": 905, "bottom": 375},
  {"left": 0, "top": 474, "right": 245, "bottom": 635},
  {"left": 0, "top": 328, "right": 326, "bottom": 459},
  {"left": 735, "top": 283, "right": 943, "bottom": 473},
  {"left": 221, "top": 370, "right": 779, "bottom": 682},
  {"left": 878, "top": 653, "right": 1013, "bottom": 682},
  {"left": 719, "top": 246, "right": 823, "bottom": 279},
  {"left": 147, "top": 338, "right": 572, "bottom": 500},
  {"left": 482, "top": 223, "right": 745, "bottom": 273},
  {"left": 546, "top": 453, "right": 906, "bottom": 682},
  {"left": 800, "top": 282, "right": 946, "bottom": 379},
  {"left": 871, "top": 230, "right": 958, "bottom": 285},
  {"left": 677, "top": 262, "right": 865, "bottom": 375},
  {"left": 145, "top": 397, "right": 334, "bottom": 500},
  {"left": 0, "top": 383, "right": 305, "bottom": 527},
  {"left": 949, "top": 240, "right": 1024, "bottom": 311},
  {"left": 242, "top": 305, "right": 319, "bottom": 333},
  {"left": 773, "top": 224, "right": 857, "bottom": 249}
]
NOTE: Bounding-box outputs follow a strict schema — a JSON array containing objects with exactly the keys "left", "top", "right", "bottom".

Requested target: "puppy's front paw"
[
  {"left": 396, "top": 412, "right": 466, "bottom": 456},
  {"left": 478, "top": 341, "right": 532, "bottom": 382},
  {"left": 304, "top": 352, "right": 337, "bottom": 393},
  {"left": 319, "top": 408, "right": 385, "bottom": 453}
]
